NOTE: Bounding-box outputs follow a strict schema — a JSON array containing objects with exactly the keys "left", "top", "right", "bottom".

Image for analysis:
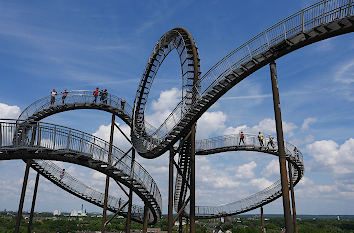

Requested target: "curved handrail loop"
[
  {"left": 18, "top": 90, "right": 133, "bottom": 125},
  {"left": 132, "top": 27, "right": 200, "bottom": 158},
  {"left": 0, "top": 120, "right": 162, "bottom": 224},
  {"left": 182, "top": 133, "right": 304, "bottom": 218},
  {"left": 133, "top": 0, "right": 354, "bottom": 158},
  {"left": 31, "top": 160, "right": 144, "bottom": 221}
]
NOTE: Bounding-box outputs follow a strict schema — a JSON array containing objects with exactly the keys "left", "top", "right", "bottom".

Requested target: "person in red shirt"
[
  {"left": 239, "top": 131, "right": 245, "bottom": 145},
  {"left": 93, "top": 87, "right": 99, "bottom": 103}
]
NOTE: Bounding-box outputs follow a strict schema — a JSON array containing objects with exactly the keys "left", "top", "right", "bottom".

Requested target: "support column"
[
  {"left": 126, "top": 148, "right": 135, "bottom": 233},
  {"left": 269, "top": 60, "right": 293, "bottom": 233},
  {"left": 142, "top": 205, "right": 149, "bottom": 233},
  {"left": 189, "top": 124, "right": 196, "bottom": 233},
  {"left": 261, "top": 206, "right": 265, "bottom": 233},
  {"left": 101, "top": 114, "right": 116, "bottom": 233},
  {"left": 27, "top": 172, "right": 40, "bottom": 233},
  {"left": 168, "top": 149, "right": 174, "bottom": 233},
  {"left": 14, "top": 160, "right": 31, "bottom": 233},
  {"left": 288, "top": 162, "right": 298, "bottom": 233}
]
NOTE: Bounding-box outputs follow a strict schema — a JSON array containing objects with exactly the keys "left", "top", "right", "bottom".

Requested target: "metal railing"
[
  {"left": 189, "top": 133, "right": 304, "bottom": 217},
  {"left": 33, "top": 160, "right": 140, "bottom": 214},
  {"left": 132, "top": 0, "right": 353, "bottom": 155},
  {"left": 0, "top": 119, "right": 162, "bottom": 221}
]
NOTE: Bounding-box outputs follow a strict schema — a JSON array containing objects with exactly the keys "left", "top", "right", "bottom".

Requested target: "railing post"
[
  {"left": 168, "top": 149, "right": 175, "bottom": 233},
  {"left": 302, "top": 10, "right": 305, "bottom": 32},
  {"left": 322, "top": 0, "right": 327, "bottom": 24},
  {"left": 348, "top": 0, "right": 352, "bottom": 16},
  {"left": 269, "top": 61, "right": 293, "bottom": 233},
  {"left": 101, "top": 114, "right": 115, "bottom": 233},
  {"left": 28, "top": 172, "right": 40, "bottom": 233},
  {"left": 0, "top": 123, "right": 2, "bottom": 147},
  {"left": 66, "top": 129, "right": 71, "bottom": 149}
]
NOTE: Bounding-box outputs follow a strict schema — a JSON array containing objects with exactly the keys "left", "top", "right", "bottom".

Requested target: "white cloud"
[
  {"left": 197, "top": 111, "right": 227, "bottom": 139},
  {"left": 0, "top": 103, "right": 20, "bottom": 119},
  {"left": 301, "top": 117, "right": 317, "bottom": 130},
  {"left": 307, "top": 138, "right": 354, "bottom": 179},
  {"left": 335, "top": 59, "right": 354, "bottom": 84},
  {"left": 235, "top": 161, "right": 257, "bottom": 179},
  {"left": 248, "top": 178, "right": 273, "bottom": 190},
  {"left": 151, "top": 87, "right": 180, "bottom": 112},
  {"left": 93, "top": 122, "right": 131, "bottom": 151},
  {"left": 146, "top": 88, "right": 181, "bottom": 127},
  {"left": 262, "top": 159, "right": 279, "bottom": 178},
  {"left": 223, "top": 118, "right": 297, "bottom": 137}
]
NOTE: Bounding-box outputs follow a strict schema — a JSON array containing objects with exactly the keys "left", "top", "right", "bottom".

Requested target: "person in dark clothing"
[
  {"left": 101, "top": 89, "right": 108, "bottom": 104},
  {"left": 267, "top": 134, "right": 275, "bottom": 149},
  {"left": 121, "top": 98, "right": 126, "bottom": 112},
  {"left": 61, "top": 89, "right": 69, "bottom": 104},
  {"left": 239, "top": 131, "right": 245, "bottom": 145}
]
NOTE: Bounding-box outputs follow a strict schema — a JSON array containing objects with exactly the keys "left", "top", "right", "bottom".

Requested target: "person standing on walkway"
[
  {"left": 267, "top": 134, "right": 275, "bottom": 149},
  {"left": 121, "top": 98, "right": 126, "bottom": 112},
  {"left": 239, "top": 131, "right": 245, "bottom": 145},
  {"left": 61, "top": 89, "right": 69, "bottom": 104},
  {"left": 59, "top": 169, "right": 65, "bottom": 181},
  {"left": 101, "top": 89, "right": 108, "bottom": 104},
  {"left": 93, "top": 87, "right": 99, "bottom": 103},
  {"left": 258, "top": 131, "right": 264, "bottom": 147},
  {"left": 50, "top": 89, "right": 57, "bottom": 106}
]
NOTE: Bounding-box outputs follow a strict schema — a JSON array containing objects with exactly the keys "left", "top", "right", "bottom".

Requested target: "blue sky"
[{"left": 0, "top": 0, "right": 353, "bottom": 216}]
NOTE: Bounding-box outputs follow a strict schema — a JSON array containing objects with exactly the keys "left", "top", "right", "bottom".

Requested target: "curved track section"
[
  {"left": 16, "top": 91, "right": 159, "bottom": 222},
  {"left": 190, "top": 133, "right": 304, "bottom": 218},
  {"left": 0, "top": 120, "right": 161, "bottom": 224},
  {"left": 31, "top": 160, "right": 144, "bottom": 220},
  {"left": 19, "top": 90, "right": 132, "bottom": 125},
  {"left": 132, "top": 0, "right": 354, "bottom": 158},
  {"left": 132, "top": 27, "right": 200, "bottom": 158}
]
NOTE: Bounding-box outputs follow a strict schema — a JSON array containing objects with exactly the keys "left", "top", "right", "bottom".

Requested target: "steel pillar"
[
  {"left": 126, "top": 148, "right": 135, "bottom": 233},
  {"left": 101, "top": 114, "right": 116, "bottom": 233},
  {"left": 288, "top": 162, "right": 298, "bottom": 233},
  {"left": 261, "top": 206, "right": 265, "bottom": 233},
  {"left": 168, "top": 149, "right": 174, "bottom": 233},
  {"left": 14, "top": 160, "right": 31, "bottom": 233},
  {"left": 27, "top": 172, "right": 40, "bottom": 233},
  {"left": 189, "top": 124, "right": 196, "bottom": 233},
  {"left": 269, "top": 61, "right": 293, "bottom": 233},
  {"left": 142, "top": 205, "right": 149, "bottom": 233}
]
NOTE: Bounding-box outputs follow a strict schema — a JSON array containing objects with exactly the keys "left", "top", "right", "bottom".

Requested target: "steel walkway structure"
[
  {"left": 192, "top": 133, "right": 304, "bottom": 218},
  {"left": 0, "top": 119, "right": 161, "bottom": 224},
  {"left": 1, "top": 0, "right": 353, "bottom": 232},
  {"left": 130, "top": 0, "right": 353, "bottom": 225}
]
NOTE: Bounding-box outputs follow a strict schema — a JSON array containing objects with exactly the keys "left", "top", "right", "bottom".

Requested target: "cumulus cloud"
[
  {"left": 301, "top": 117, "right": 317, "bottom": 130},
  {"left": 0, "top": 103, "right": 20, "bottom": 119},
  {"left": 262, "top": 159, "right": 280, "bottom": 178},
  {"left": 305, "top": 138, "right": 354, "bottom": 199},
  {"left": 224, "top": 118, "right": 297, "bottom": 137},
  {"left": 235, "top": 161, "right": 257, "bottom": 179},
  {"left": 93, "top": 122, "right": 131, "bottom": 151},
  {"left": 146, "top": 88, "right": 181, "bottom": 127},
  {"left": 197, "top": 111, "right": 227, "bottom": 139}
]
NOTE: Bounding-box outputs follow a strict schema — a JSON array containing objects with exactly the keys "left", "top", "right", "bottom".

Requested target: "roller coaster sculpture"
[{"left": 0, "top": 0, "right": 353, "bottom": 232}]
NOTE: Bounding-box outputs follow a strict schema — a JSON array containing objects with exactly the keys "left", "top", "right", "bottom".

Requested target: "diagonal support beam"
[
  {"left": 115, "top": 180, "right": 129, "bottom": 197},
  {"left": 105, "top": 201, "right": 129, "bottom": 226},
  {"left": 173, "top": 196, "right": 190, "bottom": 224},
  {"left": 114, "top": 122, "right": 132, "bottom": 144}
]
